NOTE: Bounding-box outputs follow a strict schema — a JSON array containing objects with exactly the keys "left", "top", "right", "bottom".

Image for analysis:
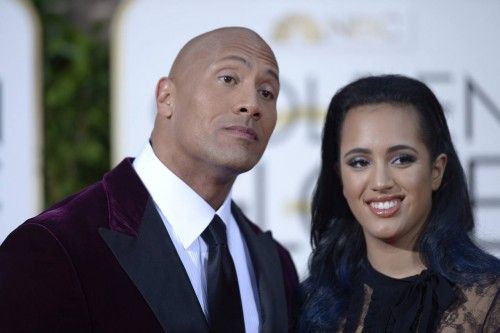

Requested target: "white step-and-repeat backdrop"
[
  {"left": 112, "top": 0, "right": 500, "bottom": 277},
  {"left": 0, "top": 0, "right": 41, "bottom": 242}
]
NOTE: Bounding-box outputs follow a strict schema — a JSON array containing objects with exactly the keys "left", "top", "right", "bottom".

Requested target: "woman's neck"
[{"left": 366, "top": 240, "right": 426, "bottom": 279}]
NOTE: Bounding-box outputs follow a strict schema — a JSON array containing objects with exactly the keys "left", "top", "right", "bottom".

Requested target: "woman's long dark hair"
[{"left": 298, "top": 74, "right": 500, "bottom": 331}]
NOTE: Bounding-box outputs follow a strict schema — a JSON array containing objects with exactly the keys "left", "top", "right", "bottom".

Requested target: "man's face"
[{"left": 166, "top": 31, "right": 279, "bottom": 179}]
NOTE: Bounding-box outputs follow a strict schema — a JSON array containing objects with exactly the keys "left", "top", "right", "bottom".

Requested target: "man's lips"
[
  {"left": 224, "top": 126, "right": 258, "bottom": 141},
  {"left": 365, "top": 196, "right": 404, "bottom": 218}
]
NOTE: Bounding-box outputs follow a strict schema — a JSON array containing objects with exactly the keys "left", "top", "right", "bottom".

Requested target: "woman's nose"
[{"left": 370, "top": 165, "right": 395, "bottom": 192}]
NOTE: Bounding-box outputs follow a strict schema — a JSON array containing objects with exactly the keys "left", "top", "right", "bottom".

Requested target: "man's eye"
[
  {"left": 260, "top": 89, "right": 274, "bottom": 100},
  {"left": 220, "top": 75, "right": 235, "bottom": 84}
]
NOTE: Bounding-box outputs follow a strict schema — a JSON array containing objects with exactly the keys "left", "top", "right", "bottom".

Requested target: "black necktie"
[{"left": 201, "top": 215, "right": 245, "bottom": 332}]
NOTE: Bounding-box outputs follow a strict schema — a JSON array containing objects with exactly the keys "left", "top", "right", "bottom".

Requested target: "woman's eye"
[
  {"left": 347, "top": 157, "right": 370, "bottom": 169},
  {"left": 392, "top": 154, "right": 416, "bottom": 165}
]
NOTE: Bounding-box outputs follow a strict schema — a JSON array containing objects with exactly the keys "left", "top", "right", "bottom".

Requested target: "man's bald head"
[{"left": 168, "top": 27, "right": 278, "bottom": 80}]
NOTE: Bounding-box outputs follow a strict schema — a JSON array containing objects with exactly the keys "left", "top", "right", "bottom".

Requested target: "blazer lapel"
[
  {"left": 232, "top": 203, "right": 288, "bottom": 333},
  {"left": 99, "top": 198, "right": 209, "bottom": 333}
]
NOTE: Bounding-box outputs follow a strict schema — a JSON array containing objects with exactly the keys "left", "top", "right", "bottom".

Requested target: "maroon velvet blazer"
[{"left": 0, "top": 158, "right": 298, "bottom": 332}]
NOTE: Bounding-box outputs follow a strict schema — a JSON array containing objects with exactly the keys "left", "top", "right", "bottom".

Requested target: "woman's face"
[{"left": 339, "top": 103, "right": 447, "bottom": 249}]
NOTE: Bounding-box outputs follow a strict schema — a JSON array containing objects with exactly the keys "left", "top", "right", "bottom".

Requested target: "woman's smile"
[{"left": 366, "top": 197, "right": 403, "bottom": 218}]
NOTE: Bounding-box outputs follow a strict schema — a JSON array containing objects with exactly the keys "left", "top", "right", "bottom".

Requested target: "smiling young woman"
[
  {"left": 298, "top": 75, "right": 500, "bottom": 332},
  {"left": 339, "top": 103, "right": 448, "bottom": 261}
]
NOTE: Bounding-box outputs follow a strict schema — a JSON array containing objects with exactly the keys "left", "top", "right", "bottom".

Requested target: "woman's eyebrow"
[
  {"left": 387, "top": 145, "right": 418, "bottom": 154},
  {"left": 343, "top": 148, "right": 371, "bottom": 158}
]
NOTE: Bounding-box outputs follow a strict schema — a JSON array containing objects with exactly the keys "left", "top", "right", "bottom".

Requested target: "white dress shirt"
[{"left": 133, "top": 143, "right": 260, "bottom": 332}]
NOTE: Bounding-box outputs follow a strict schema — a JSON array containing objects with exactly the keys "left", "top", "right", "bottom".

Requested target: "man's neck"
[
  {"left": 152, "top": 146, "right": 235, "bottom": 210},
  {"left": 181, "top": 173, "right": 234, "bottom": 210}
]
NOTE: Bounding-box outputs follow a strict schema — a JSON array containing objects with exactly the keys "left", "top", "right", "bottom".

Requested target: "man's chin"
[{"left": 220, "top": 156, "right": 262, "bottom": 175}]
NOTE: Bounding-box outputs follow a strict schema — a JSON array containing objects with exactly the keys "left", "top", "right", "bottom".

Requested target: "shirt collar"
[{"left": 133, "top": 143, "right": 233, "bottom": 249}]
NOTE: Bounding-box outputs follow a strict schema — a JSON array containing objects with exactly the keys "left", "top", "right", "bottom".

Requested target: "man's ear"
[
  {"left": 431, "top": 153, "right": 448, "bottom": 191},
  {"left": 156, "top": 77, "right": 174, "bottom": 118}
]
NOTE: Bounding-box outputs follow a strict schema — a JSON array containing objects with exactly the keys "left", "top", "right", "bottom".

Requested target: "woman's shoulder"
[
  {"left": 437, "top": 276, "right": 499, "bottom": 332},
  {"left": 459, "top": 276, "right": 500, "bottom": 299},
  {"left": 456, "top": 277, "right": 499, "bottom": 316}
]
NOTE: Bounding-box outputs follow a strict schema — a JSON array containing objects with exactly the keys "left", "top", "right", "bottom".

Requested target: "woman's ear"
[
  {"left": 156, "top": 77, "right": 174, "bottom": 118},
  {"left": 431, "top": 153, "right": 448, "bottom": 191}
]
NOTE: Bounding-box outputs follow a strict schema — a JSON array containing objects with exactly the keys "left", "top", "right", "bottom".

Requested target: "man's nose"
[
  {"left": 370, "top": 164, "right": 395, "bottom": 192},
  {"left": 235, "top": 90, "right": 261, "bottom": 120}
]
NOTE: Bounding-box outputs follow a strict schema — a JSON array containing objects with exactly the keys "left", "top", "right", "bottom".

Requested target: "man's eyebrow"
[
  {"left": 266, "top": 68, "right": 280, "bottom": 83},
  {"left": 215, "top": 55, "right": 279, "bottom": 83},
  {"left": 215, "top": 55, "right": 249, "bottom": 67}
]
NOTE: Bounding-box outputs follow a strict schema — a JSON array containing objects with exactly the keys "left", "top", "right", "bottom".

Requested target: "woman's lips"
[
  {"left": 224, "top": 126, "right": 258, "bottom": 141},
  {"left": 367, "top": 198, "right": 402, "bottom": 218}
]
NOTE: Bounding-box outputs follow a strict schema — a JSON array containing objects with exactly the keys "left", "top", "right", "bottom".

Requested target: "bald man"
[{"left": 0, "top": 27, "right": 298, "bottom": 332}]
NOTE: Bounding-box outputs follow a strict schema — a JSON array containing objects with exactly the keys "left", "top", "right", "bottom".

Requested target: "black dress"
[{"left": 341, "top": 262, "right": 499, "bottom": 333}]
